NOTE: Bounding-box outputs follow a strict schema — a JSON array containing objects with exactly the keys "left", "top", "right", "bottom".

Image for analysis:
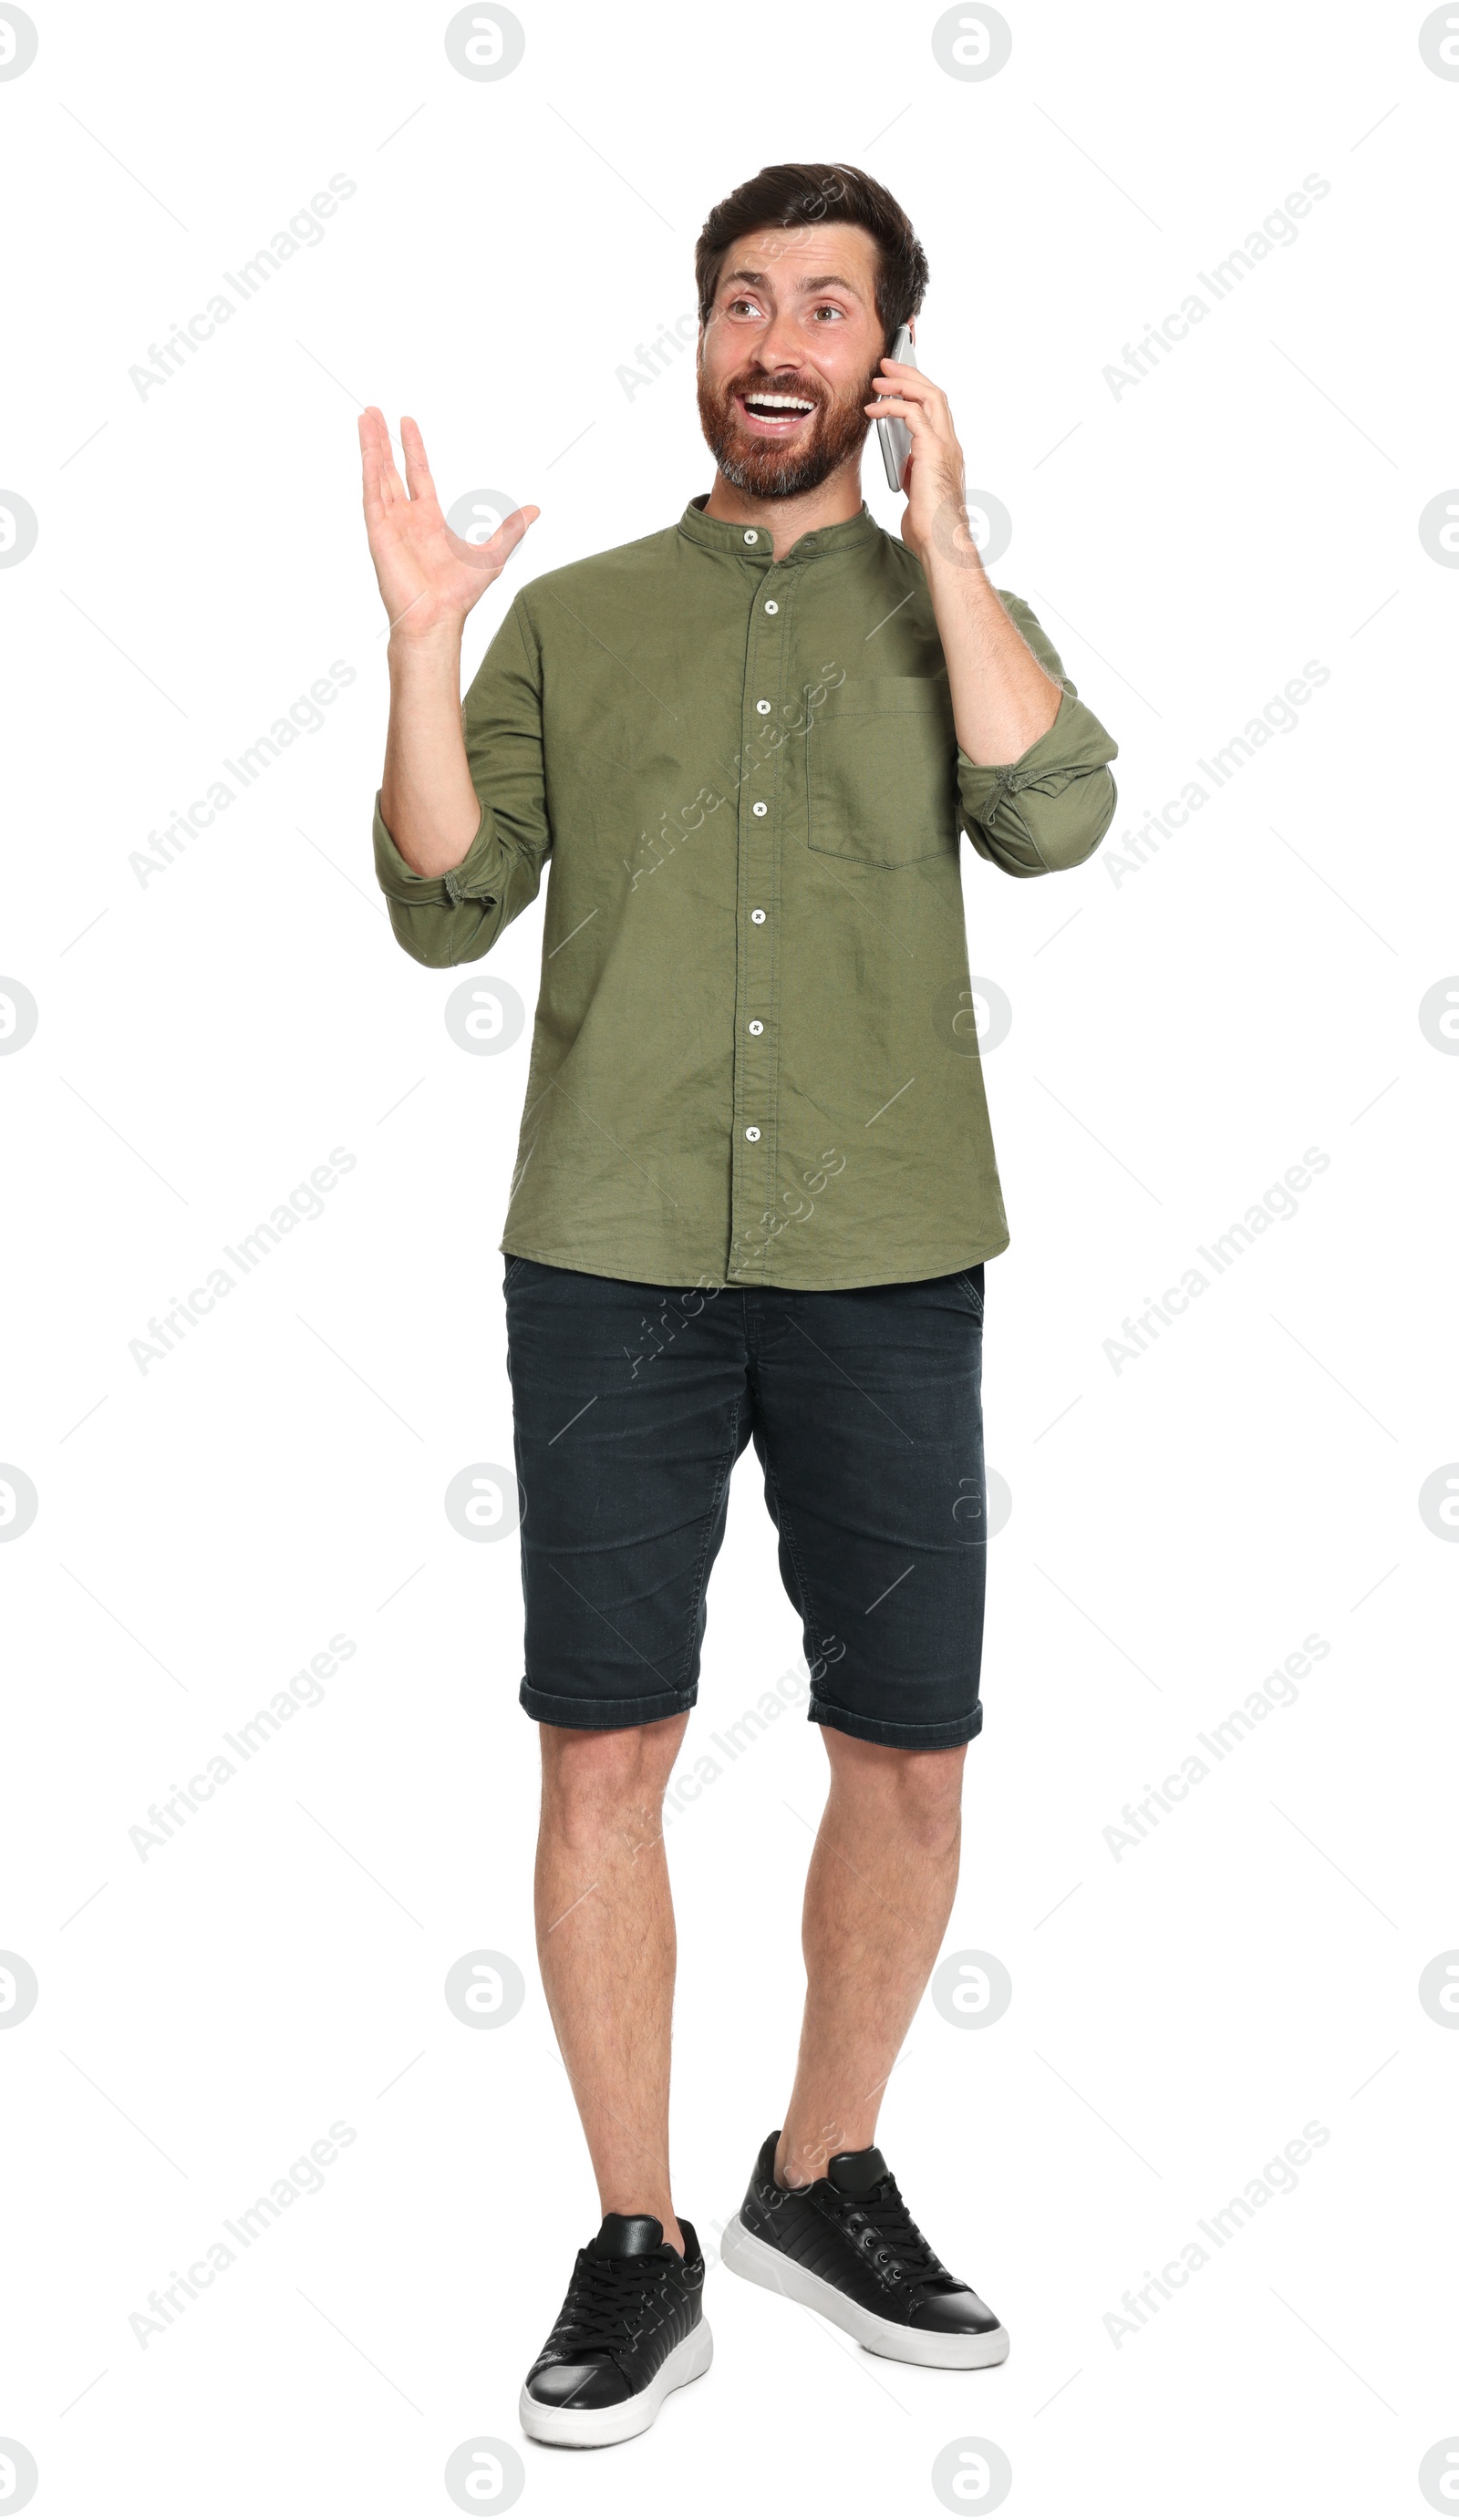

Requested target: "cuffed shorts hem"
[
  {"left": 807, "top": 1699, "right": 984, "bottom": 1751},
  {"left": 519, "top": 1678, "right": 698, "bottom": 1730}
]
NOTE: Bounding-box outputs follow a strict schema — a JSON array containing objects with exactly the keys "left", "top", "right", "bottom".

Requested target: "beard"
[{"left": 696, "top": 357, "right": 874, "bottom": 500}]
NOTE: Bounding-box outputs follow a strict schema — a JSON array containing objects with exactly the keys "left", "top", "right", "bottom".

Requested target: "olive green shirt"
[{"left": 373, "top": 495, "right": 1118, "bottom": 1289}]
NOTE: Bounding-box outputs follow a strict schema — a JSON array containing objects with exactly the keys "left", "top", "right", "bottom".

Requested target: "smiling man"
[{"left": 360, "top": 161, "right": 1117, "bottom": 2447}]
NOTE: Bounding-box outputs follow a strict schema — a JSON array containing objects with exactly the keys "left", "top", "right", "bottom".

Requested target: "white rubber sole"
[
  {"left": 719, "top": 2215, "right": 1009, "bottom": 2370},
  {"left": 518, "top": 2318, "right": 713, "bottom": 2447}
]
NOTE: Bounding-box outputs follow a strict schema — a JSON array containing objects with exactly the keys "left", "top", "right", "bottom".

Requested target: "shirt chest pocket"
[{"left": 804, "top": 676, "right": 960, "bottom": 868}]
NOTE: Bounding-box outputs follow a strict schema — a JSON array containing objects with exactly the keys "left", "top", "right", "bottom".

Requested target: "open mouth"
[{"left": 736, "top": 390, "right": 818, "bottom": 435}]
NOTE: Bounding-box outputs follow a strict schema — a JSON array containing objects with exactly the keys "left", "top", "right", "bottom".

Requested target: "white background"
[{"left": 2, "top": 1, "right": 1456, "bottom": 2514}]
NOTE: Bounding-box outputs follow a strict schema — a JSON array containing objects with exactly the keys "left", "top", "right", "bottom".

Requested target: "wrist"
[
  {"left": 388, "top": 616, "right": 466, "bottom": 675},
  {"left": 919, "top": 510, "right": 992, "bottom": 584}
]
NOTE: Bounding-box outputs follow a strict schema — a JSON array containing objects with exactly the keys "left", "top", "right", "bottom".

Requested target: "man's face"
[{"left": 696, "top": 222, "right": 892, "bottom": 499}]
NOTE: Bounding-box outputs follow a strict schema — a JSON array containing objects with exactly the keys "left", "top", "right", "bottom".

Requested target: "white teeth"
[{"left": 744, "top": 395, "right": 813, "bottom": 412}]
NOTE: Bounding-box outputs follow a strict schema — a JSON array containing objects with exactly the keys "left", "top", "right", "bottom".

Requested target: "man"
[{"left": 360, "top": 160, "right": 1117, "bottom": 2448}]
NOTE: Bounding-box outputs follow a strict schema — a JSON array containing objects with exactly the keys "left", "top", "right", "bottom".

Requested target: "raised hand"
[
  {"left": 864, "top": 359, "right": 1063, "bottom": 764},
  {"left": 863, "top": 357, "right": 968, "bottom": 571},
  {"left": 359, "top": 408, "right": 539, "bottom": 642}
]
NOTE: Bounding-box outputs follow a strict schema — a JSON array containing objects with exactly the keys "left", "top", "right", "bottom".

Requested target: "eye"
[{"left": 811, "top": 305, "right": 846, "bottom": 321}]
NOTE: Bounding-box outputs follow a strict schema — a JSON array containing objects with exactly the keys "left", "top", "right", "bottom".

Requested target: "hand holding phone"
[{"left": 876, "top": 325, "right": 916, "bottom": 492}]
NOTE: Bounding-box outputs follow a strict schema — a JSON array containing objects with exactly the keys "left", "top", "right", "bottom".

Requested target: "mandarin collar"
[{"left": 677, "top": 491, "right": 882, "bottom": 566}]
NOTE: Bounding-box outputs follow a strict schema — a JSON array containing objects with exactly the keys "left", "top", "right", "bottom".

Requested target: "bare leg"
[
  {"left": 775, "top": 1731, "right": 967, "bottom": 2190},
  {"left": 534, "top": 1715, "right": 688, "bottom": 2255}
]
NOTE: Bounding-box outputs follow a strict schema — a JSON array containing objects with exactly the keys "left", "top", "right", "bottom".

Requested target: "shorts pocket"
[
  {"left": 955, "top": 1267, "right": 985, "bottom": 1319},
  {"left": 805, "top": 676, "right": 960, "bottom": 868}
]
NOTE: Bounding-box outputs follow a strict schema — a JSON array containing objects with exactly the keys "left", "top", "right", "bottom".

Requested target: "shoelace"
[
  {"left": 545, "top": 2250, "right": 678, "bottom": 2360},
  {"left": 824, "top": 2178, "right": 956, "bottom": 2293}
]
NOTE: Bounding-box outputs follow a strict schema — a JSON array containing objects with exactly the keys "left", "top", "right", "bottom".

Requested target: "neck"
[{"left": 702, "top": 455, "right": 864, "bottom": 559}]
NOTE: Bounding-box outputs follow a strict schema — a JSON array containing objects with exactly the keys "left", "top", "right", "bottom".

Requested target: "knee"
[
  {"left": 828, "top": 1736, "right": 967, "bottom": 1855},
  {"left": 895, "top": 1751, "right": 966, "bottom": 1855},
  {"left": 540, "top": 1717, "right": 685, "bottom": 1846}
]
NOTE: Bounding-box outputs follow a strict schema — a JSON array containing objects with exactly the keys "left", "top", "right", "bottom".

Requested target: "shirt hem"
[{"left": 499, "top": 1235, "right": 1010, "bottom": 1292}]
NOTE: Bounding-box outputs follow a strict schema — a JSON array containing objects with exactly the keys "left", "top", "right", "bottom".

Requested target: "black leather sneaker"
[
  {"left": 519, "top": 2212, "right": 712, "bottom": 2447},
  {"left": 720, "top": 2130, "right": 1009, "bottom": 2369}
]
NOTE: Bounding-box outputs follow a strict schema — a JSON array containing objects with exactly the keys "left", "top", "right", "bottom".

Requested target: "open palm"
[{"left": 358, "top": 408, "right": 538, "bottom": 639}]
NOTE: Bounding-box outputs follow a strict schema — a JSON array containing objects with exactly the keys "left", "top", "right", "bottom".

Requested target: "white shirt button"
[
  {"left": 742, "top": 529, "right": 758, "bottom": 544},
  {"left": 764, "top": 600, "right": 779, "bottom": 615},
  {"left": 748, "top": 1020, "right": 764, "bottom": 1035},
  {"left": 756, "top": 699, "right": 771, "bottom": 714},
  {"left": 745, "top": 1126, "right": 761, "bottom": 1141},
  {"left": 750, "top": 908, "right": 766, "bottom": 924},
  {"left": 752, "top": 800, "right": 768, "bottom": 817}
]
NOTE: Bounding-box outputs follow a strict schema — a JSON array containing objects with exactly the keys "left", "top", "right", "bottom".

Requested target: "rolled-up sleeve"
[
  {"left": 956, "top": 590, "right": 1119, "bottom": 878},
  {"left": 372, "top": 591, "right": 551, "bottom": 966}
]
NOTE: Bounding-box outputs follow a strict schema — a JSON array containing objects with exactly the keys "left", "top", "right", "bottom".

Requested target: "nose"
[{"left": 751, "top": 305, "right": 808, "bottom": 373}]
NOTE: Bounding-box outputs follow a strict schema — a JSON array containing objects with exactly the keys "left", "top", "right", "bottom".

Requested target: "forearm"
[
  {"left": 923, "top": 538, "right": 1063, "bottom": 767},
  {"left": 380, "top": 626, "right": 482, "bottom": 877}
]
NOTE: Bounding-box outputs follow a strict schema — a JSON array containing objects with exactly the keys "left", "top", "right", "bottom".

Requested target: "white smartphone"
[{"left": 876, "top": 324, "right": 916, "bottom": 491}]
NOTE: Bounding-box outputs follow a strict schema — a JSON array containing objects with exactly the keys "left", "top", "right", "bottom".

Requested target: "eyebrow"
[{"left": 720, "top": 267, "right": 864, "bottom": 299}]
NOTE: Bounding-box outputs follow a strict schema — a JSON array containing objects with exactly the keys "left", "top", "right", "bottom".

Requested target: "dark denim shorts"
[{"left": 502, "top": 1256, "right": 988, "bottom": 1751}]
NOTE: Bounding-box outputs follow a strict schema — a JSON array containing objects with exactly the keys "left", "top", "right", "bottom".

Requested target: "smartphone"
[{"left": 876, "top": 324, "right": 916, "bottom": 492}]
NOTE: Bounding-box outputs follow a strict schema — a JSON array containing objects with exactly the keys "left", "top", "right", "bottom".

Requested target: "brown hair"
[{"left": 694, "top": 162, "right": 929, "bottom": 349}]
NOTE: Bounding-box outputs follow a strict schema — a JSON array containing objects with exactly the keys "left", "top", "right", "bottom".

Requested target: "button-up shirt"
[{"left": 372, "top": 494, "right": 1118, "bottom": 1289}]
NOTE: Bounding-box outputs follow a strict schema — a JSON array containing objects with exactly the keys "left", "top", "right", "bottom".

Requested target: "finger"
[
  {"left": 870, "top": 373, "right": 935, "bottom": 404},
  {"left": 875, "top": 364, "right": 950, "bottom": 417},
  {"left": 863, "top": 392, "right": 933, "bottom": 426},
  {"left": 400, "top": 414, "right": 438, "bottom": 508},
  {"left": 910, "top": 379, "right": 954, "bottom": 426},
  {"left": 359, "top": 405, "right": 390, "bottom": 520},
  {"left": 866, "top": 387, "right": 948, "bottom": 442},
  {"left": 363, "top": 408, "right": 408, "bottom": 512}
]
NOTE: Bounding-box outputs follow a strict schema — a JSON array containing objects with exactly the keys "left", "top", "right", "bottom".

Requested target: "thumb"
[{"left": 487, "top": 503, "right": 541, "bottom": 562}]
